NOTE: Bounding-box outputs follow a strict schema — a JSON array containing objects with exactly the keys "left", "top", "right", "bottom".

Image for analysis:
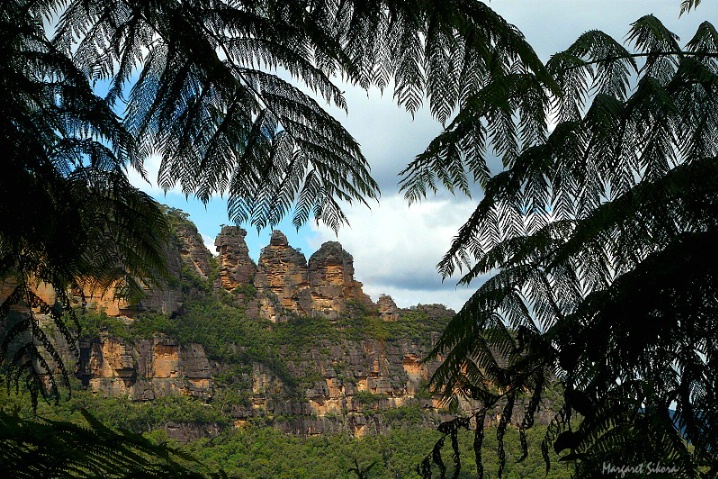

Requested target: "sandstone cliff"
[
  {"left": 377, "top": 295, "right": 400, "bottom": 322},
  {"left": 215, "top": 229, "right": 379, "bottom": 322},
  {"left": 175, "top": 218, "right": 213, "bottom": 281},
  {"left": 77, "top": 334, "right": 212, "bottom": 401},
  {"left": 75, "top": 316, "right": 454, "bottom": 439},
  {"left": 254, "top": 230, "right": 312, "bottom": 321},
  {"left": 307, "top": 241, "right": 375, "bottom": 319},
  {"left": 2, "top": 207, "right": 558, "bottom": 443}
]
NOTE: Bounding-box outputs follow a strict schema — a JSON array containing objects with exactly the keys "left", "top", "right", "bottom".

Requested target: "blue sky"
[{"left": 127, "top": 1, "right": 714, "bottom": 310}]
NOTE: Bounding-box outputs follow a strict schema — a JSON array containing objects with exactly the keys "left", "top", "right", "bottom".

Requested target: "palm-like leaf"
[
  {"left": 411, "top": 11, "right": 718, "bottom": 478},
  {"left": 1, "top": 0, "right": 169, "bottom": 405},
  {"left": 0, "top": 409, "right": 221, "bottom": 478}
]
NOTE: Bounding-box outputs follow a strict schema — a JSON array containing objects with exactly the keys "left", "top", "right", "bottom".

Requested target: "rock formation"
[
  {"left": 175, "top": 219, "right": 213, "bottom": 280},
  {"left": 215, "top": 230, "right": 378, "bottom": 321},
  {"left": 377, "top": 295, "right": 400, "bottom": 322},
  {"left": 1, "top": 210, "right": 380, "bottom": 323},
  {"left": 253, "top": 230, "right": 312, "bottom": 321},
  {"left": 77, "top": 334, "right": 212, "bottom": 400},
  {"left": 214, "top": 226, "right": 257, "bottom": 290},
  {"left": 307, "top": 241, "right": 374, "bottom": 318},
  {"left": 0, "top": 233, "right": 189, "bottom": 319},
  {"left": 75, "top": 331, "right": 451, "bottom": 437}
]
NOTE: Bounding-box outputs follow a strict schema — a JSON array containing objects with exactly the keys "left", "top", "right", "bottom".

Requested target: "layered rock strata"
[
  {"left": 77, "top": 334, "right": 212, "bottom": 400},
  {"left": 254, "top": 231, "right": 312, "bottom": 321},
  {"left": 175, "top": 219, "right": 213, "bottom": 280},
  {"left": 210, "top": 230, "right": 377, "bottom": 321},
  {"left": 307, "top": 241, "right": 374, "bottom": 318}
]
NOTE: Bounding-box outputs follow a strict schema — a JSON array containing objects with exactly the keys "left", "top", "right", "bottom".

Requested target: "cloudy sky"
[{"left": 128, "top": 1, "right": 713, "bottom": 311}]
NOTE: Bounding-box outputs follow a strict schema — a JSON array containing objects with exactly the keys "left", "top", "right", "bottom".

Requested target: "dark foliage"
[
  {"left": 407, "top": 2, "right": 718, "bottom": 478},
  {"left": 0, "top": 409, "right": 223, "bottom": 478}
]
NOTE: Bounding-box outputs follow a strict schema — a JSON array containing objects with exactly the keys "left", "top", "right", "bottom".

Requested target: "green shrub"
[
  {"left": 353, "top": 391, "right": 384, "bottom": 407},
  {"left": 74, "top": 310, "right": 129, "bottom": 340}
]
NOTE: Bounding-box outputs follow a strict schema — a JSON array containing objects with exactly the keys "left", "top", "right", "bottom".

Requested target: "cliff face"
[
  {"left": 77, "top": 335, "right": 212, "bottom": 401},
  {"left": 41, "top": 210, "right": 463, "bottom": 438},
  {"left": 73, "top": 323, "right": 557, "bottom": 442},
  {"left": 215, "top": 229, "right": 378, "bottom": 322},
  {"left": 236, "top": 337, "right": 444, "bottom": 437},
  {"left": 74, "top": 329, "right": 452, "bottom": 439},
  {"left": 175, "top": 220, "right": 213, "bottom": 281},
  {"left": 0, "top": 224, "right": 192, "bottom": 318},
  {"left": 254, "top": 231, "right": 312, "bottom": 321}
]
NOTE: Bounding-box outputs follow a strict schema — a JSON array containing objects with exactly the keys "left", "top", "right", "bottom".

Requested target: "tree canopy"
[{"left": 404, "top": 2, "right": 718, "bottom": 478}]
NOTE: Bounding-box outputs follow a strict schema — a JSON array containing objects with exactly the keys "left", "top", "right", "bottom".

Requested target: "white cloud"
[
  {"left": 308, "top": 194, "right": 483, "bottom": 310},
  {"left": 202, "top": 234, "right": 218, "bottom": 256}
]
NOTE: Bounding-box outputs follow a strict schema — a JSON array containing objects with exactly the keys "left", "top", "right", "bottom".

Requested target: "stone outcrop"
[
  {"left": 214, "top": 226, "right": 257, "bottom": 290},
  {"left": 307, "top": 241, "right": 374, "bottom": 318},
  {"left": 1, "top": 205, "right": 397, "bottom": 323},
  {"left": 214, "top": 230, "right": 378, "bottom": 321},
  {"left": 175, "top": 219, "right": 213, "bottom": 280},
  {"left": 75, "top": 208, "right": 214, "bottom": 316},
  {"left": 216, "top": 336, "right": 449, "bottom": 437},
  {"left": 377, "top": 295, "right": 400, "bottom": 322},
  {"left": 0, "top": 209, "right": 215, "bottom": 319},
  {"left": 67, "top": 326, "right": 459, "bottom": 439},
  {"left": 253, "top": 231, "right": 312, "bottom": 321}
]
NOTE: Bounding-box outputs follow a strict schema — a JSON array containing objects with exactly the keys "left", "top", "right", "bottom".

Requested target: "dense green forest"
[{"left": 2, "top": 388, "right": 572, "bottom": 479}]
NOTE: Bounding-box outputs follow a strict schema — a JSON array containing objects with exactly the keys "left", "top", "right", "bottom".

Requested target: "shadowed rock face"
[
  {"left": 175, "top": 220, "right": 212, "bottom": 280},
  {"left": 0, "top": 210, "right": 208, "bottom": 318}
]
